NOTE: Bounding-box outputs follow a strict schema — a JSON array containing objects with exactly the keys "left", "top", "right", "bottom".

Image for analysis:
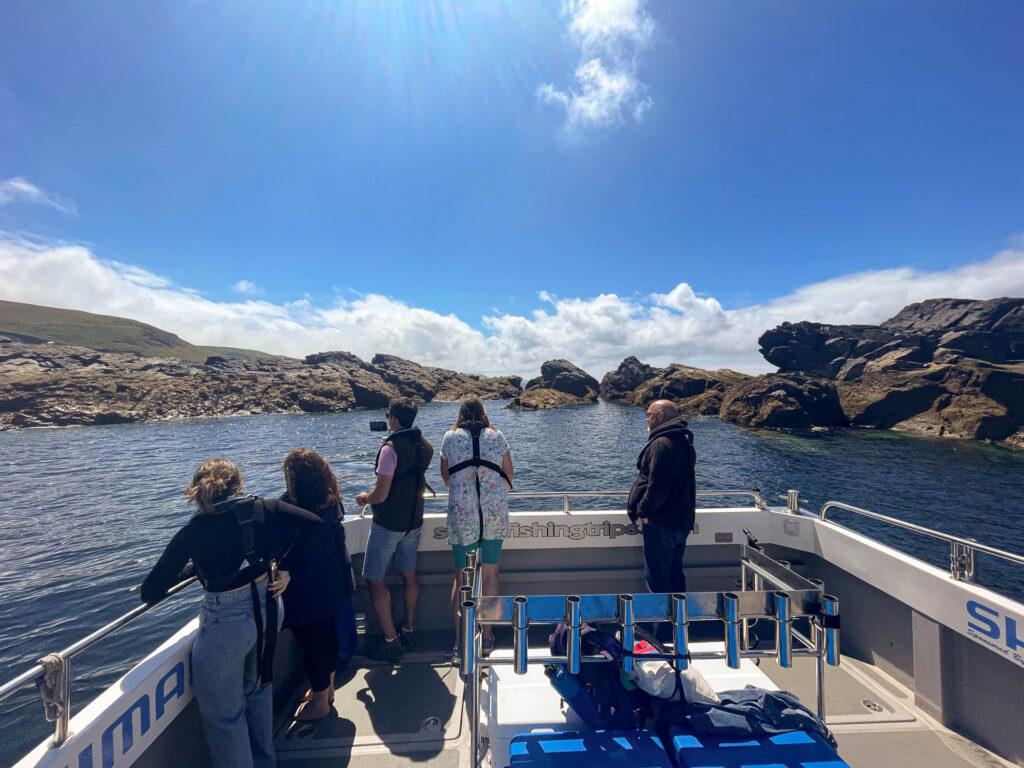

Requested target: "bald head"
[{"left": 644, "top": 399, "right": 678, "bottom": 432}]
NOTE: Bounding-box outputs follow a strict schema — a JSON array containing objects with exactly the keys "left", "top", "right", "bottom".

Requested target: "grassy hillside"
[{"left": 0, "top": 300, "right": 283, "bottom": 363}]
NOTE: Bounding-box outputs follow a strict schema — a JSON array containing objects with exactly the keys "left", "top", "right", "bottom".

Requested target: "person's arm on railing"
[{"left": 140, "top": 530, "right": 190, "bottom": 604}]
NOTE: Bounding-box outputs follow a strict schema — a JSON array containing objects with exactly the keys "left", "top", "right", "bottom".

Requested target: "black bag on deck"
[{"left": 545, "top": 622, "right": 652, "bottom": 731}]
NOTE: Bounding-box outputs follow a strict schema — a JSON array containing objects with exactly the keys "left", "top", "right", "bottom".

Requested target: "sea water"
[{"left": 1, "top": 399, "right": 1022, "bottom": 762}]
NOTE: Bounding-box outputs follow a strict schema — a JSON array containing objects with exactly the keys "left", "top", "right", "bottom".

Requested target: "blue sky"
[{"left": 1, "top": 1, "right": 1023, "bottom": 376}]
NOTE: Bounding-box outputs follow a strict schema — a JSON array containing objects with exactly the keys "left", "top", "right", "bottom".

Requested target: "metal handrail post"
[{"left": 52, "top": 656, "right": 70, "bottom": 746}]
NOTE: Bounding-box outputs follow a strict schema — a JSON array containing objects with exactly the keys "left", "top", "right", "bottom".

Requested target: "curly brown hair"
[
  {"left": 185, "top": 458, "right": 243, "bottom": 513},
  {"left": 283, "top": 448, "right": 341, "bottom": 513}
]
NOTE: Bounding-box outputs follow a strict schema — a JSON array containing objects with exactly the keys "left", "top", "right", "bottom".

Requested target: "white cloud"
[
  {"left": 232, "top": 279, "right": 264, "bottom": 297},
  {"left": 0, "top": 177, "right": 77, "bottom": 216},
  {"left": 538, "top": 0, "right": 655, "bottom": 133},
  {"left": 1, "top": 234, "right": 1022, "bottom": 379}
]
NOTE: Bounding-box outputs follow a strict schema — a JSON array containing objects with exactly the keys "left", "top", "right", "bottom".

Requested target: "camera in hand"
[{"left": 369, "top": 420, "right": 388, "bottom": 432}]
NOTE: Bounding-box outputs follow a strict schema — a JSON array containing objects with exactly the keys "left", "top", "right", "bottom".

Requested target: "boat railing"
[
  {"left": 0, "top": 576, "right": 199, "bottom": 748},
  {"left": 457, "top": 545, "right": 840, "bottom": 768},
  {"left": 817, "top": 500, "right": 1024, "bottom": 582},
  {"left": 359, "top": 488, "right": 770, "bottom": 517}
]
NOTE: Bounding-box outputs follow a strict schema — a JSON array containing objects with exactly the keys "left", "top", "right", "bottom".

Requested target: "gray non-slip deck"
[
  {"left": 273, "top": 647, "right": 1015, "bottom": 768},
  {"left": 275, "top": 658, "right": 464, "bottom": 763}
]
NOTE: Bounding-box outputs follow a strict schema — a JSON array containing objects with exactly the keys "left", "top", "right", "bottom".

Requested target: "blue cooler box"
[
  {"left": 508, "top": 730, "right": 672, "bottom": 767},
  {"left": 669, "top": 728, "right": 849, "bottom": 768}
]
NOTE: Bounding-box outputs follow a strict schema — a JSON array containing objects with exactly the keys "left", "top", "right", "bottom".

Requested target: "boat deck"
[{"left": 255, "top": 629, "right": 1014, "bottom": 768}]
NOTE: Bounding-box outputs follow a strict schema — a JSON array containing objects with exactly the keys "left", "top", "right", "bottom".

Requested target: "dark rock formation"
[
  {"left": 599, "top": 357, "right": 750, "bottom": 415},
  {"left": 508, "top": 359, "right": 599, "bottom": 410},
  {"left": 719, "top": 375, "right": 847, "bottom": 430},
  {"left": 0, "top": 339, "right": 523, "bottom": 430},
  {"left": 631, "top": 364, "right": 750, "bottom": 415},
  {"left": 599, "top": 356, "right": 659, "bottom": 400},
  {"left": 747, "top": 298, "right": 1024, "bottom": 447}
]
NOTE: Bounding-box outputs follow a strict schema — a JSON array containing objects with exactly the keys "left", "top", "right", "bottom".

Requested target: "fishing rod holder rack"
[{"left": 458, "top": 545, "right": 840, "bottom": 767}]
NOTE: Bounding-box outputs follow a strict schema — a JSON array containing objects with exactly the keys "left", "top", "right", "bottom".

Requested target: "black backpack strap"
[{"left": 447, "top": 427, "right": 512, "bottom": 488}]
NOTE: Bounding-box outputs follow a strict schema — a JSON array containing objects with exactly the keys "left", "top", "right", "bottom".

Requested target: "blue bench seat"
[
  {"left": 508, "top": 730, "right": 672, "bottom": 768},
  {"left": 669, "top": 728, "right": 849, "bottom": 768}
]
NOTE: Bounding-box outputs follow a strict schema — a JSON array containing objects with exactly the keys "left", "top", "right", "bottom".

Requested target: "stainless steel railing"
[
  {"left": 818, "top": 500, "right": 1024, "bottom": 582},
  {"left": 457, "top": 545, "right": 840, "bottom": 767},
  {"left": 0, "top": 577, "right": 198, "bottom": 747},
  {"left": 359, "top": 488, "right": 769, "bottom": 517}
]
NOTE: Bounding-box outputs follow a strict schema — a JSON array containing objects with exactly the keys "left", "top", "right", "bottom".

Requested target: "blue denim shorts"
[{"left": 362, "top": 521, "right": 422, "bottom": 581}]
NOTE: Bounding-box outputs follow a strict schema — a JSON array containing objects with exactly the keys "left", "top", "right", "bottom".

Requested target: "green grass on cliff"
[{"left": 0, "top": 300, "right": 282, "bottom": 363}]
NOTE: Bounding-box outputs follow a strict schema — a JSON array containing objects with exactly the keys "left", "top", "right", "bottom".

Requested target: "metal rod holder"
[
  {"left": 787, "top": 489, "right": 800, "bottom": 513},
  {"left": 950, "top": 541, "right": 976, "bottom": 582},
  {"left": 672, "top": 593, "right": 689, "bottom": 671},
  {"left": 823, "top": 595, "right": 840, "bottom": 667},
  {"left": 513, "top": 596, "right": 529, "bottom": 675},
  {"left": 462, "top": 566, "right": 475, "bottom": 591},
  {"left": 618, "top": 594, "right": 635, "bottom": 674},
  {"left": 774, "top": 591, "right": 793, "bottom": 668},
  {"left": 460, "top": 600, "right": 477, "bottom": 679},
  {"left": 566, "top": 595, "right": 582, "bottom": 675},
  {"left": 466, "top": 548, "right": 479, "bottom": 570},
  {"left": 722, "top": 592, "right": 741, "bottom": 669}
]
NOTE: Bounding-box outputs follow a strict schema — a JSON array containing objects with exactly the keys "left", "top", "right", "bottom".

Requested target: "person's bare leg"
[
  {"left": 367, "top": 579, "right": 397, "bottom": 640},
  {"left": 401, "top": 570, "right": 419, "bottom": 631},
  {"left": 480, "top": 564, "right": 499, "bottom": 642},
  {"left": 294, "top": 687, "right": 331, "bottom": 721}
]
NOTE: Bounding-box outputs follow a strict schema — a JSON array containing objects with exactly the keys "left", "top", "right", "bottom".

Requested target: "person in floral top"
[{"left": 440, "top": 397, "right": 514, "bottom": 655}]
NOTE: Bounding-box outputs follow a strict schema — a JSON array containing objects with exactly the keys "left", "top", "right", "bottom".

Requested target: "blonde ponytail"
[{"left": 185, "top": 458, "right": 243, "bottom": 512}]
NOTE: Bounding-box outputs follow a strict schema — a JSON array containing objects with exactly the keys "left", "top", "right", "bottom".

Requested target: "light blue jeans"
[{"left": 191, "top": 582, "right": 280, "bottom": 768}]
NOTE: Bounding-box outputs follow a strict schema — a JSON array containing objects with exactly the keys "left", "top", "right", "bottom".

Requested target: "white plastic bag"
[{"left": 628, "top": 647, "right": 720, "bottom": 705}]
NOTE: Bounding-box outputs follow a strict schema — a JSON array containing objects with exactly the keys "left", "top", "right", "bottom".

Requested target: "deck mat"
[
  {"left": 282, "top": 747, "right": 463, "bottom": 767},
  {"left": 275, "top": 661, "right": 463, "bottom": 757}
]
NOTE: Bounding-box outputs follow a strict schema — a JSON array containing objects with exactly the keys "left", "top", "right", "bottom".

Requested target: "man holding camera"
[{"left": 355, "top": 399, "right": 433, "bottom": 663}]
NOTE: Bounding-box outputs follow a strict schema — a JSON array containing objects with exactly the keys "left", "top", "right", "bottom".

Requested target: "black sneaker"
[
  {"left": 400, "top": 625, "right": 415, "bottom": 651},
  {"left": 367, "top": 636, "right": 403, "bottom": 664}
]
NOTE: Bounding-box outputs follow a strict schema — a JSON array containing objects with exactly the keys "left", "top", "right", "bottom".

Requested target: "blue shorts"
[{"left": 362, "top": 521, "right": 422, "bottom": 581}]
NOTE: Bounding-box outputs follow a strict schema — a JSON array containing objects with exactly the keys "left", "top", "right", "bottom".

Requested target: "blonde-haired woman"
[
  {"left": 142, "top": 458, "right": 319, "bottom": 768},
  {"left": 440, "top": 398, "right": 513, "bottom": 656}
]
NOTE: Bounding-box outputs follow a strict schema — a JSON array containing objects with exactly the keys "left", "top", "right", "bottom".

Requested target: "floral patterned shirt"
[{"left": 440, "top": 427, "right": 511, "bottom": 546}]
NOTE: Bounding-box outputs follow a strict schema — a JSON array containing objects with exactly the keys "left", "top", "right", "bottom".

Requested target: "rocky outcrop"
[
  {"left": 747, "top": 298, "right": 1024, "bottom": 447},
  {"left": 600, "top": 356, "right": 660, "bottom": 400},
  {"left": 508, "top": 359, "right": 599, "bottom": 410},
  {"left": 599, "top": 357, "right": 750, "bottom": 414},
  {"left": 719, "top": 375, "right": 847, "bottom": 430},
  {"left": 596, "top": 297, "right": 1024, "bottom": 449},
  {"left": 0, "top": 340, "right": 523, "bottom": 430},
  {"left": 631, "top": 365, "right": 750, "bottom": 415}
]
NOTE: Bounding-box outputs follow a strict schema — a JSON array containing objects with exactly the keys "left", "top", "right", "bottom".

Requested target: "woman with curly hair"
[
  {"left": 142, "top": 458, "right": 320, "bottom": 768},
  {"left": 280, "top": 448, "right": 354, "bottom": 721}
]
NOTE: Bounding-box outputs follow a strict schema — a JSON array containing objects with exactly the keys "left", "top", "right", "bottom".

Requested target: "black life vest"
[
  {"left": 199, "top": 495, "right": 280, "bottom": 688},
  {"left": 446, "top": 422, "right": 512, "bottom": 489},
  {"left": 371, "top": 427, "right": 432, "bottom": 532}
]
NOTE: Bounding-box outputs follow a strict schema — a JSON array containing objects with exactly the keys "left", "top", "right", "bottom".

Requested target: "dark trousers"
[
  {"left": 642, "top": 522, "right": 688, "bottom": 594},
  {"left": 291, "top": 616, "right": 338, "bottom": 692}
]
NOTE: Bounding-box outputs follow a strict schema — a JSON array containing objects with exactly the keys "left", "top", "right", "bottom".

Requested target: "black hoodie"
[{"left": 627, "top": 416, "right": 697, "bottom": 532}]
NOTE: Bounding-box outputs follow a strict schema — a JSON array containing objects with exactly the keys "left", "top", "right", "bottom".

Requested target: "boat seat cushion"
[
  {"left": 509, "top": 729, "right": 672, "bottom": 767},
  {"left": 669, "top": 728, "right": 849, "bottom": 767}
]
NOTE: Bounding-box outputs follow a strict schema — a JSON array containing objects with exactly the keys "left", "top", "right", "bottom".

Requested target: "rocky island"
[
  {"left": 508, "top": 359, "right": 600, "bottom": 410},
  {"left": 602, "top": 298, "right": 1024, "bottom": 450},
  {"left": 3, "top": 297, "right": 1022, "bottom": 449},
  {"left": 0, "top": 340, "right": 521, "bottom": 429}
]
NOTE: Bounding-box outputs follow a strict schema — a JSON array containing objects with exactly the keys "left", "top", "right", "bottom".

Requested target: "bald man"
[{"left": 627, "top": 399, "right": 697, "bottom": 595}]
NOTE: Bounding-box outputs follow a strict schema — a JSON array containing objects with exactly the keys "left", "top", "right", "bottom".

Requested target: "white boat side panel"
[
  {"left": 807, "top": 517, "right": 1024, "bottom": 670},
  {"left": 15, "top": 619, "right": 199, "bottom": 768},
  {"left": 342, "top": 507, "right": 816, "bottom": 556}
]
